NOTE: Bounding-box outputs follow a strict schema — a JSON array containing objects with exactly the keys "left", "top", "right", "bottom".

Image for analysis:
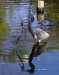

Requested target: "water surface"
[{"left": 0, "top": 0, "right": 59, "bottom": 75}]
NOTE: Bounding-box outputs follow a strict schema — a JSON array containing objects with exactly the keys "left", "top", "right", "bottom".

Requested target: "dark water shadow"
[{"left": 16, "top": 42, "right": 47, "bottom": 74}]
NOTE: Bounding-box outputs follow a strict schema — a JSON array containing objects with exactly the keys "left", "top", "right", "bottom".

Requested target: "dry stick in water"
[
  {"left": 16, "top": 12, "right": 24, "bottom": 43},
  {"left": 16, "top": 32, "right": 23, "bottom": 43}
]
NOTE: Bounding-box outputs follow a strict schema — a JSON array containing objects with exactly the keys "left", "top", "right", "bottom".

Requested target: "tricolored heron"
[{"left": 28, "top": 14, "right": 50, "bottom": 42}]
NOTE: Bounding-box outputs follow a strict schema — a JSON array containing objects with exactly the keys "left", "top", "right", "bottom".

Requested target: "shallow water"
[{"left": 0, "top": 0, "right": 59, "bottom": 75}]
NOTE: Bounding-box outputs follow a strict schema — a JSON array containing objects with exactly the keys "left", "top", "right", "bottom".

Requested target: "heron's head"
[{"left": 28, "top": 14, "right": 35, "bottom": 22}]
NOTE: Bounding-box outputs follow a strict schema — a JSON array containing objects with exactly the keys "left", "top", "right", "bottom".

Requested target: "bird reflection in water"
[
  {"left": 16, "top": 42, "right": 47, "bottom": 74},
  {"left": 28, "top": 42, "right": 47, "bottom": 73}
]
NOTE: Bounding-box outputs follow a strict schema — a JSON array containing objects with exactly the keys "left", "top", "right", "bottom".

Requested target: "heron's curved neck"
[
  {"left": 28, "top": 19, "right": 34, "bottom": 36},
  {"left": 28, "top": 19, "right": 32, "bottom": 30}
]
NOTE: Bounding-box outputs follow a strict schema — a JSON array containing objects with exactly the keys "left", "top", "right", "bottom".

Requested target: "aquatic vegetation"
[{"left": 0, "top": 1, "right": 10, "bottom": 45}]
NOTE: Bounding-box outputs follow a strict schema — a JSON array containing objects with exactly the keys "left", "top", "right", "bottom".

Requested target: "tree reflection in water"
[{"left": 16, "top": 42, "right": 47, "bottom": 74}]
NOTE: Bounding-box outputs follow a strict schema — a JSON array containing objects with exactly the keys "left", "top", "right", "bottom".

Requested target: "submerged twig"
[{"left": 16, "top": 12, "right": 25, "bottom": 43}]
